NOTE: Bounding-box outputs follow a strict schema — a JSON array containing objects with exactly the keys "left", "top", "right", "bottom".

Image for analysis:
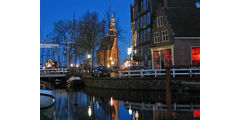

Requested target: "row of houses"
[{"left": 130, "top": 0, "right": 200, "bottom": 69}]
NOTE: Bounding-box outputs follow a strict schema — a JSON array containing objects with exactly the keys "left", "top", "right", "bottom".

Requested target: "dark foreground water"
[{"left": 41, "top": 85, "right": 200, "bottom": 120}]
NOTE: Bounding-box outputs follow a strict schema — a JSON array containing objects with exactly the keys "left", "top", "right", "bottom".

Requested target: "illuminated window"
[
  {"left": 153, "top": 51, "right": 160, "bottom": 69},
  {"left": 157, "top": 17, "right": 163, "bottom": 27},
  {"left": 154, "top": 32, "right": 160, "bottom": 43},
  {"left": 192, "top": 47, "right": 200, "bottom": 65},
  {"left": 164, "top": 49, "right": 172, "bottom": 66},
  {"left": 162, "top": 30, "right": 168, "bottom": 42}
]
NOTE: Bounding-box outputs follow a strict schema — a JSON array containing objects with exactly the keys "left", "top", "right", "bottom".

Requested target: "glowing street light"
[
  {"left": 128, "top": 47, "right": 133, "bottom": 55},
  {"left": 76, "top": 64, "right": 79, "bottom": 67},
  {"left": 111, "top": 61, "right": 114, "bottom": 65},
  {"left": 110, "top": 57, "right": 112, "bottom": 60},
  {"left": 107, "top": 64, "right": 111, "bottom": 68},
  {"left": 87, "top": 54, "right": 91, "bottom": 59},
  {"left": 70, "top": 64, "right": 73, "bottom": 67}
]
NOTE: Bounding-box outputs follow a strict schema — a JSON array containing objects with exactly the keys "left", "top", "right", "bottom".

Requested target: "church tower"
[
  {"left": 109, "top": 14, "right": 120, "bottom": 66},
  {"left": 96, "top": 14, "right": 120, "bottom": 67}
]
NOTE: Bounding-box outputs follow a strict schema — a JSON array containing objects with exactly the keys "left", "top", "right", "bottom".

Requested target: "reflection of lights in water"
[
  {"left": 110, "top": 97, "right": 113, "bottom": 106},
  {"left": 88, "top": 106, "right": 92, "bottom": 117},
  {"left": 96, "top": 101, "right": 99, "bottom": 109},
  {"left": 135, "top": 111, "right": 139, "bottom": 119},
  {"left": 128, "top": 108, "right": 132, "bottom": 115}
]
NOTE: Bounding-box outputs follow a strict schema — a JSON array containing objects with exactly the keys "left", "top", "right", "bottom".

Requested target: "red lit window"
[
  {"left": 164, "top": 49, "right": 172, "bottom": 66},
  {"left": 153, "top": 51, "right": 160, "bottom": 69},
  {"left": 192, "top": 47, "right": 200, "bottom": 65}
]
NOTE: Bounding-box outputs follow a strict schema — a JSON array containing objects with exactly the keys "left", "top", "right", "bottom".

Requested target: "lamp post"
[
  {"left": 87, "top": 54, "right": 91, "bottom": 75},
  {"left": 128, "top": 46, "right": 133, "bottom": 60}
]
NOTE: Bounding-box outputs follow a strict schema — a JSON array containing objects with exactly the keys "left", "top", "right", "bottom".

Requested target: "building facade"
[
  {"left": 131, "top": 0, "right": 199, "bottom": 69},
  {"left": 150, "top": 3, "right": 200, "bottom": 69},
  {"left": 97, "top": 15, "right": 120, "bottom": 67}
]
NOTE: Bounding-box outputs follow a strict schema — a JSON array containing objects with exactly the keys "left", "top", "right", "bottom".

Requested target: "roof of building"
[{"left": 163, "top": 7, "right": 200, "bottom": 37}]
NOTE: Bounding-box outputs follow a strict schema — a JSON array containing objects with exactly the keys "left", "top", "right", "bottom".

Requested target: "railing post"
[
  {"left": 190, "top": 69, "right": 192, "bottom": 77},
  {"left": 191, "top": 103, "right": 193, "bottom": 111},
  {"left": 173, "top": 68, "right": 175, "bottom": 77},
  {"left": 154, "top": 70, "right": 157, "bottom": 77},
  {"left": 141, "top": 70, "right": 143, "bottom": 77},
  {"left": 128, "top": 71, "right": 131, "bottom": 78}
]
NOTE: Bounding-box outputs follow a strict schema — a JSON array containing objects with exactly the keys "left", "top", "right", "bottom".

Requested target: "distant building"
[
  {"left": 130, "top": 0, "right": 199, "bottom": 69},
  {"left": 97, "top": 15, "right": 120, "bottom": 68}
]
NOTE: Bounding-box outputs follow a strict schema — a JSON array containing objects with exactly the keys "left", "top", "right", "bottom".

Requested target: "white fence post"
[
  {"left": 173, "top": 69, "right": 175, "bottom": 77},
  {"left": 190, "top": 69, "right": 192, "bottom": 77}
]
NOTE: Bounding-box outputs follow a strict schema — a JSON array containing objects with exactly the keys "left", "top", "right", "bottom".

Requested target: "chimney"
[{"left": 163, "top": 0, "right": 168, "bottom": 7}]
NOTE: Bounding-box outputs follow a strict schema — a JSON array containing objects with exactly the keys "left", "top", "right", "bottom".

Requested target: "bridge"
[{"left": 40, "top": 68, "right": 69, "bottom": 78}]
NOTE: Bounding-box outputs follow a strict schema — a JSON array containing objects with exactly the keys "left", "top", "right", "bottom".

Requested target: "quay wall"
[
  {"left": 82, "top": 77, "right": 200, "bottom": 90},
  {"left": 83, "top": 77, "right": 167, "bottom": 90}
]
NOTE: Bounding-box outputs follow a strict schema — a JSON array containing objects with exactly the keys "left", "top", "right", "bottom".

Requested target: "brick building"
[
  {"left": 130, "top": 0, "right": 199, "bottom": 69},
  {"left": 97, "top": 15, "right": 120, "bottom": 67},
  {"left": 150, "top": 2, "right": 200, "bottom": 69}
]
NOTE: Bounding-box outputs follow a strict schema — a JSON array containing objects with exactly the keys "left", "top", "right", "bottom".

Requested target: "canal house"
[{"left": 150, "top": 7, "right": 200, "bottom": 69}]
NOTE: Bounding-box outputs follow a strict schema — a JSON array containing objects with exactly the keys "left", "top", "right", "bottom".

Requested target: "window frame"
[
  {"left": 157, "top": 16, "right": 163, "bottom": 28},
  {"left": 162, "top": 30, "right": 169, "bottom": 42},
  {"left": 154, "top": 32, "right": 160, "bottom": 43}
]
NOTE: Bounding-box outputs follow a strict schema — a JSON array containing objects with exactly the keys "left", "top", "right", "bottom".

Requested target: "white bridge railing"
[
  {"left": 40, "top": 68, "right": 69, "bottom": 75},
  {"left": 125, "top": 102, "right": 200, "bottom": 112},
  {"left": 119, "top": 68, "right": 200, "bottom": 78}
]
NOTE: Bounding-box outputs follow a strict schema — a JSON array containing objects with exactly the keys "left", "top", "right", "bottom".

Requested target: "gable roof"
[{"left": 163, "top": 7, "right": 200, "bottom": 37}]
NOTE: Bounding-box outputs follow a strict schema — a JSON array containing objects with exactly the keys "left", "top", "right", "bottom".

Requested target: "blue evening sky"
[{"left": 40, "top": 0, "right": 133, "bottom": 65}]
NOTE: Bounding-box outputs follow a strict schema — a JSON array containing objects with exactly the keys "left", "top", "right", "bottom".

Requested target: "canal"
[{"left": 41, "top": 82, "right": 200, "bottom": 120}]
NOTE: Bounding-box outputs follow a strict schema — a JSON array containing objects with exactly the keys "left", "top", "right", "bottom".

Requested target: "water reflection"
[{"left": 40, "top": 87, "right": 199, "bottom": 120}]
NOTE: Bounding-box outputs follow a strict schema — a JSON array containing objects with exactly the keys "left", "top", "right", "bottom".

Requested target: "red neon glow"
[
  {"left": 194, "top": 110, "right": 200, "bottom": 118},
  {"left": 164, "top": 49, "right": 172, "bottom": 66},
  {"left": 192, "top": 47, "right": 200, "bottom": 65}
]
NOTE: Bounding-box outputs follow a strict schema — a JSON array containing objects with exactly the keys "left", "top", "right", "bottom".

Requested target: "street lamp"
[
  {"left": 111, "top": 61, "right": 114, "bottom": 65},
  {"left": 110, "top": 57, "right": 112, "bottom": 60},
  {"left": 70, "top": 64, "right": 73, "bottom": 67},
  {"left": 87, "top": 54, "right": 91, "bottom": 59},
  {"left": 128, "top": 46, "right": 133, "bottom": 55},
  {"left": 76, "top": 64, "right": 79, "bottom": 67},
  {"left": 107, "top": 64, "right": 110, "bottom": 68}
]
